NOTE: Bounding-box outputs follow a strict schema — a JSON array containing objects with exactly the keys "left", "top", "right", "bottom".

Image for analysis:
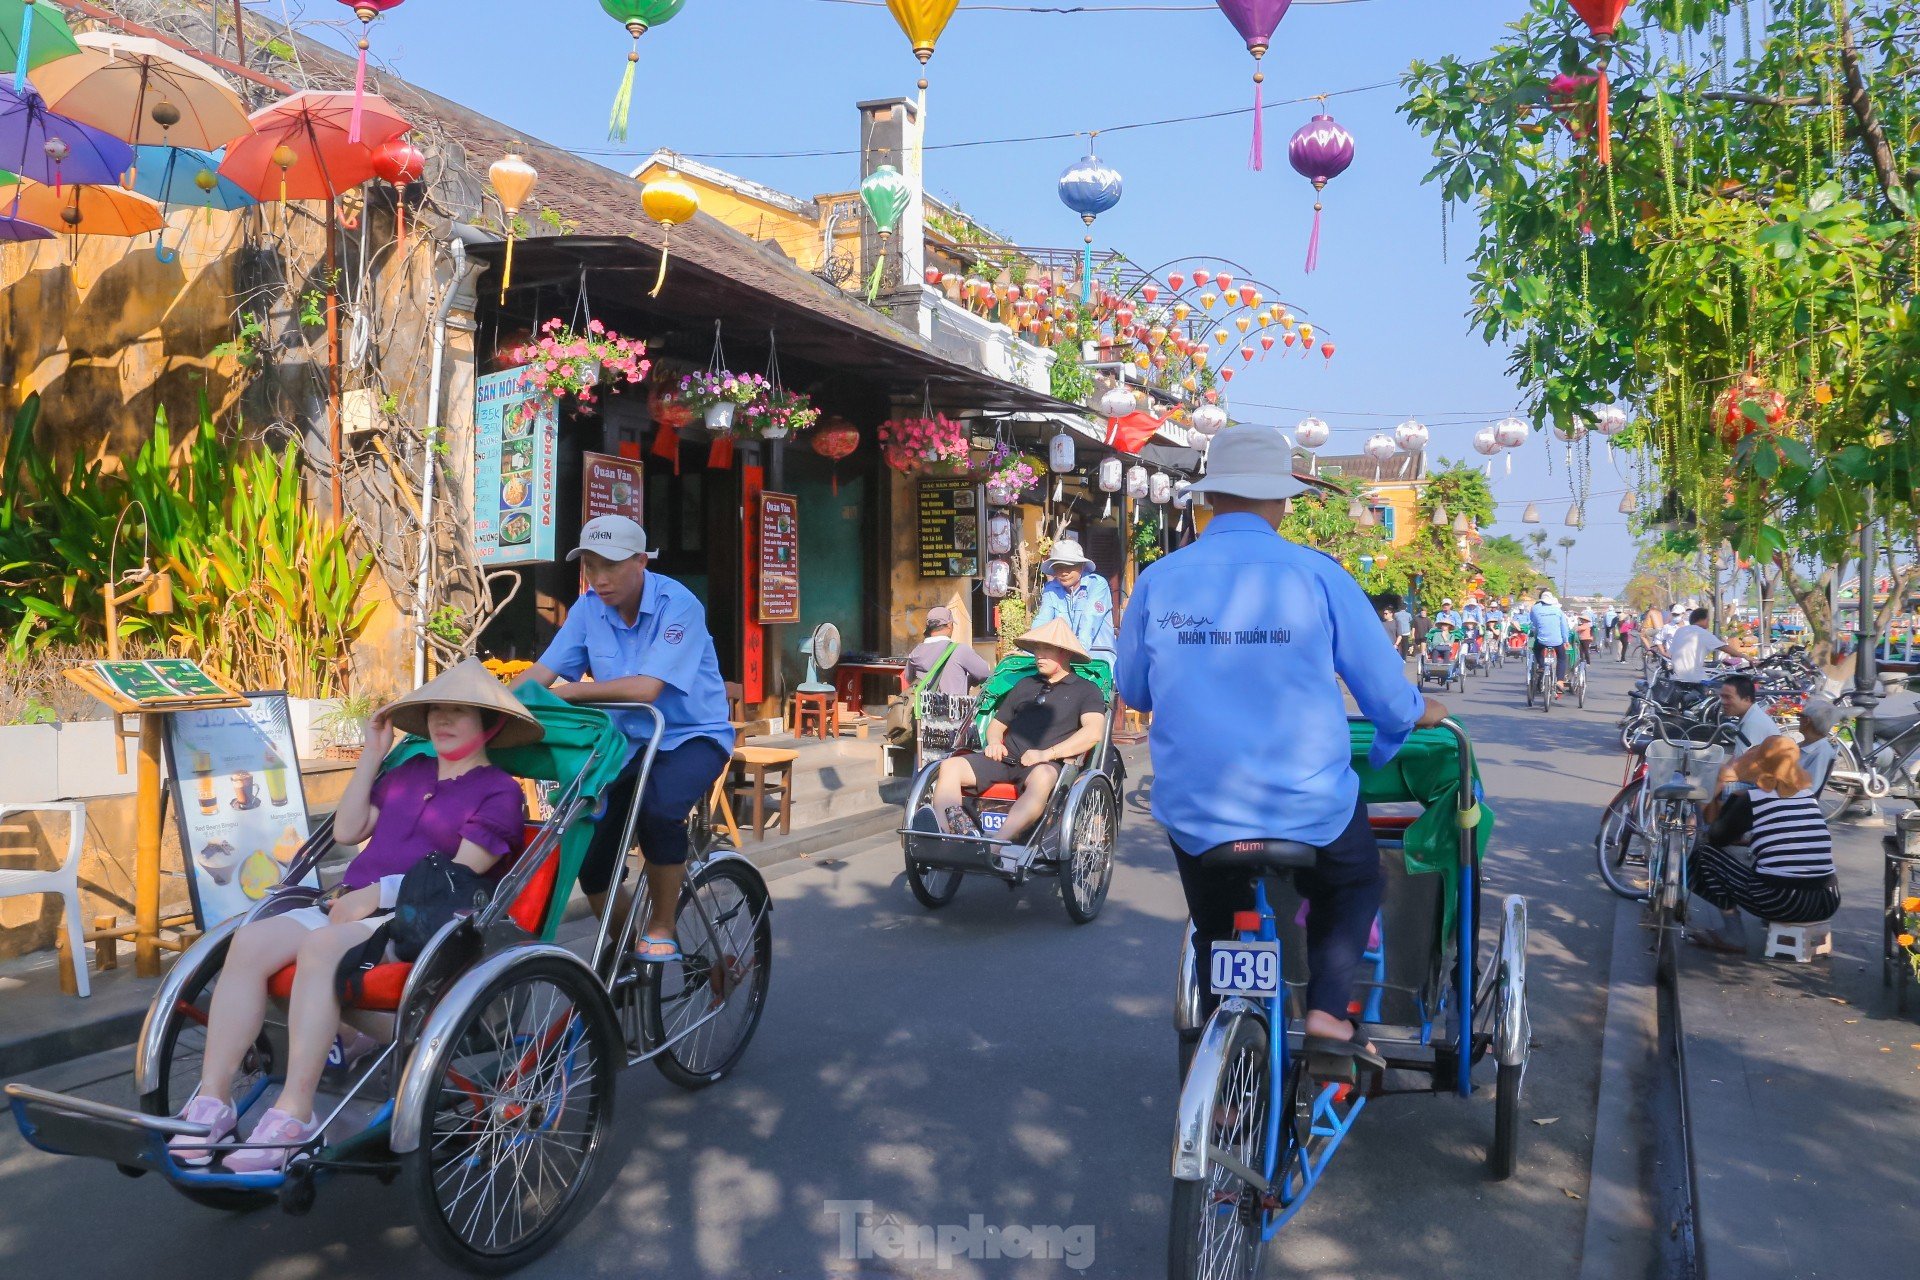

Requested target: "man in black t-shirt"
[{"left": 929, "top": 618, "right": 1108, "bottom": 849}]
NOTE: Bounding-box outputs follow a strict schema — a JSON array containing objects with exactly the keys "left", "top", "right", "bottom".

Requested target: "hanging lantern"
[
  {"left": 1174, "top": 479, "right": 1195, "bottom": 509},
  {"left": 1553, "top": 419, "right": 1587, "bottom": 443},
  {"left": 1363, "top": 433, "right": 1397, "bottom": 463},
  {"left": 1451, "top": 511, "right": 1471, "bottom": 534},
  {"left": 1566, "top": 503, "right": 1585, "bottom": 528},
  {"left": 1521, "top": 502, "right": 1542, "bottom": 524},
  {"left": 1049, "top": 431, "right": 1077, "bottom": 473},
  {"left": 1472, "top": 426, "right": 1501, "bottom": 456},
  {"left": 601, "top": 1, "right": 688, "bottom": 141},
  {"left": 988, "top": 513, "right": 1014, "bottom": 555},
  {"left": 1493, "top": 416, "right": 1530, "bottom": 449},
  {"left": 1149, "top": 472, "right": 1173, "bottom": 505},
  {"left": 1168, "top": 271, "right": 1186, "bottom": 292},
  {"left": 1569, "top": 0, "right": 1632, "bottom": 166},
  {"left": 1239, "top": 285, "right": 1258, "bottom": 306},
  {"left": 1098, "top": 456, "right": 1124, "bottom": 492},
  {"left": 1713, "top": 372, "right": 1788, "bottom": 446},
  {"left": 1260, "top": 335, "right": 1276, "bottom": 352},
  {"left": 1591, "top": 404, "right": 1629, "bottom": 437},
  {"left": 984, "top": 558, "right": 1012, "bottom": 599},
  {"left": 371, "top": 135, "right": 425, "bottom": 253},
  {"left": 1295, "top": 416, "right": 1330, "bottom": 448},
  {"left": 1393, "top": 417, "right": 1429, "bottom": 452},
  {"left": 1347, "top": 497, "right": 1366, "bottom": 522},
  {"left": 1058, "top": 147, "right": 1123, "bottom": 304},
  {"left": 1235, "top": 315, "right": 1252, "bottom": 333},
  {"left": 1220, "top": 369, "right": 1236, "bottom": 384},
  {"left": 640, "top": 172, "right": 699, "bottom": 297},
  {"left": 489, "top": 151, "right": 538, "bottom": 301},
  {"left": 1288, "top": 111, "right": 1356, "bottom": 273},
  {"left": 1618, "top": 490, "right": 1638, "bottom": 514},
  {"left": 1321, "top": 343, "right": 1336, "bottom": 361},
  {"left": 1430, "top": 503, "right": 1449, "bottom": 528},
  {"left": 1125, "top": 464, "right": 1149, "bottom": 498},
  {"left": 337, "top": 0, "right": 408, "bottom": 143},
  {"left": 1298, "top": 323, "right": 1315, "bottom": 349},
  {"left": 1100, "top": 384, "right": 1139, "bottom": 418},
  {"left": 887, "top": 0, "right": 962, "bottom": 89},
  {"left": 861, "top": 165, "right": 913, "bottom": 302},
  {"left": 1191, "top": 268, "right": 1212, "bottom": 288},
  {"left": 1210, "top": 0, "right": 1295, "bottom": 167},
  {"left": 1192, "top": 403, "right": 1228, "bottom": 437},
  {"left": 1240, "top": 346, "right": 1256, "bottom": 363}
]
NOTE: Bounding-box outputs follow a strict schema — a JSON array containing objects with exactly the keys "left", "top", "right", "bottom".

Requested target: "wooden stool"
[
  {"left": 705, "top": 774, "right": 743, "bottom": 848},
  {"left": 794, "top": 690, "right": 839, "bottom": 741},
  {"left": 728, "top": 747, "right": 799, "bottom": 840}
]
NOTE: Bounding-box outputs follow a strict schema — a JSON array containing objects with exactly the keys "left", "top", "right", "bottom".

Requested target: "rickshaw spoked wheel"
[
  {"left": 906, "top": 854, "right": 963, "bottom": 909},
  {"left": 642, "top": 856, "right": 774, "bottom": 1092},
  {"left": 1168, "top": 1013, "right": 1270, "bottom": 1280},
  {"left": 1061, "top": 776, "right": 1118, "bottom": 925}
]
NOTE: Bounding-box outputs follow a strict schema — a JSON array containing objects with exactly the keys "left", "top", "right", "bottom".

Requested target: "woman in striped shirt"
[{"left": 1686, "top": 735, "right": 1840, "bottom": 953}]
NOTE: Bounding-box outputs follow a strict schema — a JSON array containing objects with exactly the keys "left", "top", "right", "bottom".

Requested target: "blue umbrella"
[
  {"left": 0, "top": 76, "right": 135, "bottom": 188},
  {"left": 129, "top": 146, "right": 254, "bottom": 211}
]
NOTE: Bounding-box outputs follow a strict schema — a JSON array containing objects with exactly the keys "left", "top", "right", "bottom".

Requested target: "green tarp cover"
[
  {"left": 1348, "top": 722, "right": 1492, "bottom": 879},
  {"left": 383, "top": 682, "right": 627, "bottom": 940}
]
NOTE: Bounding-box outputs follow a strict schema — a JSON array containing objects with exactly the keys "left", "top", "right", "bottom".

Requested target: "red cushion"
[
  {"left": 1370, "top": 814, "right": 1417, "bottom": 832},
  {"left": 267, "top": 960, "right": 412, "bottom": 1010},
  {"left": 507, "top": 846, "right": 559, "bottom": 935},
  {"left": 978, "top": 783, "right": 1019, "bottom": 801}
]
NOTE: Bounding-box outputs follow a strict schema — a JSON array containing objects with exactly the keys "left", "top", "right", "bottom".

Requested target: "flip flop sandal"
[
  {"left": 1304, "top": 1033, "right": 1388, "bottom": 1078},
  {"left": 635, "top": 934, "right": 682, "bottom": 964}
]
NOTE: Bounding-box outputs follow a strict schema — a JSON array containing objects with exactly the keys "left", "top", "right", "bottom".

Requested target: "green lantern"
[
  {"left": 860, "top": 165, "right": 912, "bottom": 301},
  {"left": 601, "top": 0, "right": 688, "bottom": 143}
]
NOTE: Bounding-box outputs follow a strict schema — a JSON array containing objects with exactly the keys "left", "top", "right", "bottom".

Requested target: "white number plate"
[
  {"left": 1209, "top": 941, "right": 1282, "bottom": 997},
  {"left": 979, "top": 810, "right": 1008, "bottom": 834}
]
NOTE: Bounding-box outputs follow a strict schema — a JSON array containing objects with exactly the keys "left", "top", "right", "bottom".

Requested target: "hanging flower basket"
[
  {"left": 678, "top": 370, "right": 769, "bottom": 437},
  {"left": 741, "top": 387, "right": 821, "bottom": 441},
  {"left": 980, "top": 441, "right": 1041, "bottom": 506},
  {"left": 878, "top": 414, "right": 971, "bottom": 476},
  {"left": 514, "top": 319, "right": 651, "bottom": 410}
]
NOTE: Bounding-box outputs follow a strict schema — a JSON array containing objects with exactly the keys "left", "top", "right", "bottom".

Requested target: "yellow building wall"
[{"left": 1376, "top": 483, "right": 1423, "bottom": 548}]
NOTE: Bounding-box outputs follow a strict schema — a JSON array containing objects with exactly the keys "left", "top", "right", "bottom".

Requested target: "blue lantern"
[{"left": 1058, "top": 146, "right": 1123, "bottom": 302}]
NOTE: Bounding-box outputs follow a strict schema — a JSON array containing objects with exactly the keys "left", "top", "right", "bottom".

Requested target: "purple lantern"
[
  {"left": 1288, "top": 112, "right": 1355, "bottom": 274},
  {"left": 1212, "top": 0, "right": 1295, "bottom": 169}
]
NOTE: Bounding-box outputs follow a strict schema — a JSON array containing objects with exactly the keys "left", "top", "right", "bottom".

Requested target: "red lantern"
[
  {"left": 811, "top": 418, "right": 861, "bottom": 493},
  {"left": 1191, "top": 269, "right": 1212, "bottom": 288},
  {"left": 1240, "top": 346, "right": 1255, "bottom": 362},
  {"left": 1321, "top": 343, "right": 1336, "bottom": 360},
  {"left": 925, "top": 268, "right": 943, "bottom": 286},
  {"left": 1713, "top": 374, "right": 1788, "bottom": 446},
  {"left": 1568, "top": 0, "right": 1632, "bottom": 165},
  {"left": 370, "top": 135, "right": 424, "bottom": 252},
  {"left": 1168, "top": 272, "right": 1186, "bottom": 291},
  {"left": 1142, "top": 284, "right": 1160, "bottom": 303},
  {"left": 1220, "top": 368, "right": 1235, "bottom": 383},
  {"left": 1259, "top": 335, "right": 1275, "bottom": 351},
  {"left": 1215, "top": 272, "right": 1234, "bottom": 294},
  {"left": 1238, "top": 285, "right": 1257, "bottom": 306}
]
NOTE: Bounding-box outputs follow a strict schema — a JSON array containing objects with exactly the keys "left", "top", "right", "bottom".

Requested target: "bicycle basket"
[{"left": 1644, "top": 741, "right": 1727, "bottom": 801}]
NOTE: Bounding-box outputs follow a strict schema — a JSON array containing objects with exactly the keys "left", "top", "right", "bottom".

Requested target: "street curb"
[
  {"left": 1578, "top": 899, "right": 1660, "bottom": 1280},
  {"left": 0, "top": 803, "right": 907, "bottom": 1078}
]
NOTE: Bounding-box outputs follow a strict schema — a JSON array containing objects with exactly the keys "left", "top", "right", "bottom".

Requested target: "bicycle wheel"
[
  {"left": 404, "top": 954, "right": 620, "bottom": 1273},
  {"left": 1060, "top": 775, "right": 1118, "bottom": 925},
  {"left": 1595, "top": 780, "right": 1651, "bottom": 900},
  {"left": 643, "top": 856, "right": 774, "bottom": 1091},
  {"left": 1818, "top": 740, "right": 1863, "bottom": 822},
  {"left": 1525, "top": 668, "right": 1536, "bottom": 708},
  {"left": 1576, "top": 671, "right": 1587, "bottom": 709},
  {"left": 1169, "top": 1014, "right": 1270, "bottom": 1280},
  {"left": 1652, "top": 828, "right": 1686, "bottom": 988}
]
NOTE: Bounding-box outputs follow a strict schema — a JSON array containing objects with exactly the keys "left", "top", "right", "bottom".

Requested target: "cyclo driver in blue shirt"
[
  {"left": 1030, "top": 537, "right": 1117, "bottom": 665},
  {"left": 514, "top": 516, "right": 736, "bottom": 963},
  {"left": 1529, "top": 588, "right": 1573, "bottom": 691},
  {"left": 1117, "top": 428, "right": 1448, "bottom": 1070}
]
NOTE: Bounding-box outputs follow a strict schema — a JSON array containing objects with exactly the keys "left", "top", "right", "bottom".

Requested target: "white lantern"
[
  {"left": 1394, "top": 418, "right": 1429, "bottom": 452},
  {"left": 1363, "top": 433, "right": 1398, "bottom": 463},
  {"left": 1294, "top": 416, "right": 1331, "bottom": 449},
  {"left": 1149, "top": 472, "right": 1173, "bottom": 505},
  {"left": 987, "top": 513, "right": 1014, "bottom": 555},
  {"left": 1174, "top": 479, "right": 1194, "bottom": 508},
  {"left": 1521, "top": 502, "right": 1541, "bottom": 524},
  {"left": 1049, "top": 432, "right": 1076, "bottom": 472},
  {"left": 1191, "top": 403, "right": 1228, "bottom": 437},
  {"left": 1592, "top": 405, "right": 1629, "bottom": 437},
  {"left": 1553, "top": 419, "right": 1587, "bottom": 443},
  {"left": 1618, "top": 489, "right": 1639, "bottom": 514},
  {"left": 1471, "top": 426, "right": 1501, "bottom": 456},
  {"left": 984, "top": 559, "right": 1012, "bottom": 598},
  {"left": 1125, "top": 464, "right": 1149, "bottom": 498},
  {"left": 1097, "top": 456, "right": 1123, "bottom": 492},
  {"left": 1493, "top": 416, "right": 1529, "bottom": 449},
  {"left": 1566, "top": 503, "right": 1585, "bottom": 527},
  {"left": 1099, "top": 384, "right": 1139, "bottom": 418}
]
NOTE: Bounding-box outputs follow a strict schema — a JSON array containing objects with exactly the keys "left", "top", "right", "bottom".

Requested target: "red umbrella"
[{"left": 219, "top": 91, "right": 411, "bottom": 522}]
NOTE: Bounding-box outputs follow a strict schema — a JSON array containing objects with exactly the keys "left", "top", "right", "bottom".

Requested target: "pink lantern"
[
  {"left": 1289, "top": 112, "right": 1355, "bottom": 273},
  {"left": 1493, "top": 416, "right": 1530, "bottom": 449}
]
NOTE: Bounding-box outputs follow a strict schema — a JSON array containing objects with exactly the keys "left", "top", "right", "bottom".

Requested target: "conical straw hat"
[
  {"left": 1014, "top": 616, "right": 1091, "bottom": 662},
  {"left": 382, "top": 657, "right": 545, "bottom": 750}
]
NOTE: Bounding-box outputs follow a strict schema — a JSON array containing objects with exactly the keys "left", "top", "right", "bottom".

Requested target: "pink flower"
[{"left": 589, "top": 319, "right": 605, "bottom": 334}]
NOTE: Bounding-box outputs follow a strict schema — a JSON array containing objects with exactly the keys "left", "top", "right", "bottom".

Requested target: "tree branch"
[
  {"left": 1701, "top": 90, "right": 1820, "bottom": 107},
  {"left": 1831, "top": 0, "right": 1905, "bottom": 203}
]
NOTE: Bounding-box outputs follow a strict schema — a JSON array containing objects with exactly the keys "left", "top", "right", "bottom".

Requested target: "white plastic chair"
[{"left": 0, "top": 802, "right": 91, "bottom": 997}]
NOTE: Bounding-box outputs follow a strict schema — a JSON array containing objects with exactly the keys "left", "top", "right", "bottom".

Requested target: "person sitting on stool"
[{"left": 1687, "top": 735, "right": 1839, "bottom": 953}]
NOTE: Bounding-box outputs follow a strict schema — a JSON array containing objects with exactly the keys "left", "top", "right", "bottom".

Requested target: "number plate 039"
[
  {"left": 1208, "top": 941, "right": 1281, "bottom": 998},
  {"left": 978, "top": 810, "right": 1007, "bottom": 834}
]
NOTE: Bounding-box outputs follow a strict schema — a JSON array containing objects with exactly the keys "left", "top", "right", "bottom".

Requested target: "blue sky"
[{"left": 340, "top": 0, "right": 1636, "bottom": 594}]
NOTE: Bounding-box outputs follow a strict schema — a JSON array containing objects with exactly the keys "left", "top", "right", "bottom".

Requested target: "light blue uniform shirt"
[
  {"left": 1033, "top": 572, "right": 1117, "bottom": 663},
  {"left": 1529, "top": 602, "right": 1570, "bottom": 646},
  {"left": 537, "top": 574, "right": 736, "bottom": 761},
  {"left": 1115, "top": 513, "right": 1426, "bottom": 855},
  {"left": 1436, "top": 609, "right": 1460, "bottom": 628},
  {"left": 1486, "top": 608, "right": 1506, "bottom": 630},
  {"left": 1462, "top": 604, "right": 1483, "bottom": 626}
]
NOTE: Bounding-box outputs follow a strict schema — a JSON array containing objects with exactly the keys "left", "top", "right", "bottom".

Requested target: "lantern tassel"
[
  {"left": 1081, "top": 239, "right": 1093, "bottom": 305},
  {"left": 395, "top": 190, "right": 405, "bottom": 254},
  {"left": 650, "top": 227, "right": 671, "bottom": 297},
  {"left": 1250, "top": 72, "right": 1265, "bottom": 171},
  {"left": 1305, "top": 201, "right": 1323, "bottom": 274},
  {"left": 609, "top": 42, "right": 640, "bottom": 143},
  {"left": 349, "top": 31, "right": 369, "bottom": 144},
  {"left": 15, "top": 0, "right": 34, "bottom": 87},
  {"left": 866, "top": 255, "right": 886, "bottom": 302},
  {"left": 1595, "top": 64, "right": 1613, "bottom": 166},
  {"left": 1505, "top": 451, "right": 1512, "bottom": 476},
  {"left": 500, "top": 232, "right": 515, "bottom": 302}
]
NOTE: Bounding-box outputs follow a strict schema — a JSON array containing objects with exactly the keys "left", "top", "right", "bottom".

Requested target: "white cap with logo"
[{"left": 566, "top": 515, "right": 660, "bottom": 563}]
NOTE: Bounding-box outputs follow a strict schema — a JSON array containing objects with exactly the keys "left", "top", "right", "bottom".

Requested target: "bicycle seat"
[
  {"left": 1650, "top": 774, "right": 1695, "bottom": 801},
  {"left": 1195, "top": 838, "right": 1318, "bottom": 873}
]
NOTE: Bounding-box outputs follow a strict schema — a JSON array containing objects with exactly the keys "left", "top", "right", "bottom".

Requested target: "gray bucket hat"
[{"left": 1186, "top": 426, "right": 1312, "bottom": 501}]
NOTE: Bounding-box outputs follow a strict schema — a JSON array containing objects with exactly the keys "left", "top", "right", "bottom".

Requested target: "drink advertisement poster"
[
  {"left": 474, "top": 365, "right": 559, "bottom": 566},
  {"left": 163, "top": 693, "right": 319, "bottom": 928}
]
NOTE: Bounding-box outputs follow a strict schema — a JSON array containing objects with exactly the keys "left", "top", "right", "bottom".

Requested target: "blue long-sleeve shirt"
[
  {"left": 1032, "top": 572, "right": 1117, "bottom": 662},
  {"left": 1115, "top": 513, "right": 1426, "bottom": 855},
  {"left": 1528, "top": 602, "right": 1570, "bottom": 646}
]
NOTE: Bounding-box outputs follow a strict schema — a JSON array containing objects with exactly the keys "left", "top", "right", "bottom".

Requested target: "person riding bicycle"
[
  {"left": 1115, "top": 427, "right": 1448, "bottom": 1072},
  {"left": 1529, "top": 589, "right": 1572, "bottom": 690},
  {"left": 1031, "top": 538, "right": 1117, "bottom": 666},
  {"left": 1571, "top": 610, "right": 1596, "bottom": 670},
  {"left": 514, "top": 516, "right": 735, "bottom": 965}
]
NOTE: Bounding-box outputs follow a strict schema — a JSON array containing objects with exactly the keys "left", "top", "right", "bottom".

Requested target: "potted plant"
[
  {"left": 512, "top": 319, "right": 651, "bottom": 411},
  {"left": 877, "top": 414, "right": 971, "bottom": 476},
  {"left": 981, "top": 442, "right": 1041, "bottom": 506},
  {"left": 678, "top": 370, "right": 769, "bottom": 433},
  {"left": 313, "top": 692, "right": 377, "bottom": 761},
  {"left": 742, "top": 387, "right": 821, "bottom": 441}
]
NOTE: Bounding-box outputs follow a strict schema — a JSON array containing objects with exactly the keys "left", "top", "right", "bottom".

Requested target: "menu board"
[
  {"left": 582, "top": 451, "right": 645, "bottom": 524},
  {"left": 93, "top": 658, "right": 228, "bottom": 706},
  {"left": 917, "top": 477, "right": 980, "bottom": 579},
  {"left": 162, "top": 693, "right": 320, "bottom": 929},
  {"left": 757, "top": 491, "right": 801, "bottom": 623},
  {"left": 474, "top": 365, "right": 559, "bottom": 566}
]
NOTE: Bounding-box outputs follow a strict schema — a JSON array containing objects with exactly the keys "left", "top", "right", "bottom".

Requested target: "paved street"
[{"left": 1, "top": 659, "right": 1649, "bottom": 1279}]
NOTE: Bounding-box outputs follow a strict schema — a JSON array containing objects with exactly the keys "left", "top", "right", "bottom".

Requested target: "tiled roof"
[{"left": 1311, "top": 449, "right": 1427, "bottom": 484}]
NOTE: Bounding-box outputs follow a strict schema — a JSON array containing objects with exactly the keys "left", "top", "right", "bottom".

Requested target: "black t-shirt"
[{"left": 993, "top": 672, "right": 1106, "bottom": 758}]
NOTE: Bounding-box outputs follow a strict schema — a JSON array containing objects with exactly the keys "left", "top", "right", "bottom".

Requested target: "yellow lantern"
[
  {"left": 489, "top": 151, "right": 538, "bottom": 301},
  {"left": 1213, "top": 331, "right": 1229, "bottom": 346},
  {"left": 1173, "top": 302, "right": 1191, "bottom": 322},
  {"left": 641, "top": 173, "right": 700, "bottom": 296},
  {"left": 1182, "top": 376, "right": 1198, "bottom": 391},
  {"left": 1280, "top": 310, "right": 1296, "bottom": 330},
  {"left": 1199, "top": 291, "right": 1217, "bottom": 310},
  {"left": 887, "top": 0, "right": 961, "bottom": 88},
  {"left": 1298, "top": 323, "right": 1315, "bottom": 347},
  {"left": 1133, "top": 351, "right": 1150, "bottom": 369},
  {"left": 1249, "top": 290, "right": 1264, "bottom": 308},
  {"left": 1235, "top": 315, "right": 1251, "bottom": 333}
]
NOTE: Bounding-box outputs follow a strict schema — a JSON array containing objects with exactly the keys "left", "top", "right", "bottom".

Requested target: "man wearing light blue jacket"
[
  {"left": 1031, "top": 537, "right": 1117, "bottom": 666},
  {"left": 1118, "top": 427, "right": 1447, "bottom": 1070},
  {"left": 1528, "top": 588, "right": 1573, "bottom": 688}
]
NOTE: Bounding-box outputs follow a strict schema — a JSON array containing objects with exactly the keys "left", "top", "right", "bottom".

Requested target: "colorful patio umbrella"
[
  {"left": 217, "top": 90, "right": 408, "bottom": 203},
  {"left": 30, "top": 32, "right": 253, "bottom": 154},
  {"left": 129, "top": 144, "right": 253, "bottom": 211},
  {"left": 1, "top": 178, "right": 165, "bottom": 236},
  {"left": 0, "top": 78, "right": 136, "bottom": 189},
  {"left": 1, "top": 0, "right": 81, "bottom": 87}
]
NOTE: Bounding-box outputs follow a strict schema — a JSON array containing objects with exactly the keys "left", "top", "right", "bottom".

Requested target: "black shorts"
[
  {"left": 965, "top": 754, "right": 1052, "bottom": 792},
  {"left": 578, "top": 736, "right": 731, "bottom": 894}
]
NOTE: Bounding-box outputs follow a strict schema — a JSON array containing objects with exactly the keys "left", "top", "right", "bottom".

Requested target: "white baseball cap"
[
  {"left": 567, "top": 515, "right": 660, "bottom": 563},
  {"left": 1185, "top": 426, "right": 1312, "bottom": 501}
]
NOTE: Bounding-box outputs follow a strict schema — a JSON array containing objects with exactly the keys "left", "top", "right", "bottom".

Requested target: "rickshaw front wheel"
[{"left": 1488, "top": 1061, "right": 1522, "bottom": 1179}]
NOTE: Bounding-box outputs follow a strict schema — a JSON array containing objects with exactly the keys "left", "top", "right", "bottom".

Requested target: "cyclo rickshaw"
[
  {"left": 7, "top": 687, "right": 772, "bottom": 1273},
  {"left": 899, "top": 654, "right": 1123, "bottom": 923},
  {"left": 1167, "top": 719, "right": 1529, "bottom": 1279}
]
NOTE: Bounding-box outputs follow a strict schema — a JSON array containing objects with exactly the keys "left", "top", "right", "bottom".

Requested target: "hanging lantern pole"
[{"left": 14, "top": 0, "right": 36, "bottom": 86}]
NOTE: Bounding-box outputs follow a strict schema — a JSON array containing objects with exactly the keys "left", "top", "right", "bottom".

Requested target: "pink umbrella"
[{"left": 1213, "top": 0, "right": 1294, "bottom": 168}]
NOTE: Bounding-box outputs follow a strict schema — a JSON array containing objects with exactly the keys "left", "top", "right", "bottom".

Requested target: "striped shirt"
[{"left": 1743, "top": 790, "right": 1836, "bottom": 881}]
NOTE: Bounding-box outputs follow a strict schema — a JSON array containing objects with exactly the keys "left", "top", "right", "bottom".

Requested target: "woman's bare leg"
[
  {"left": 197, "top": 916, "right": 308, "bottom": 1105},
  {"left": 274, "top": 922, "right": 376, "bottom": 1122}
]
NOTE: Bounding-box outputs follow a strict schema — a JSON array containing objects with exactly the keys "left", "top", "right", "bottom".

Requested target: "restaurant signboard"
[
  {"left": 917, "top": 477, "right": 980, "bottom": 579},
  {"left": 581, "top": 451, "right": 645, "bottom": 524},
  {"left": 757, "top": 491, "right": 801, "bottom": 624},
  {"left": 474, "top": 366, "right": 559, "bottom": 565}
]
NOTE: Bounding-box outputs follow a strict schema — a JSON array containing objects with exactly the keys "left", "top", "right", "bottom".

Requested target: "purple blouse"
[{"left": 339, "top": 757, "right": 528, "bottom": 890}]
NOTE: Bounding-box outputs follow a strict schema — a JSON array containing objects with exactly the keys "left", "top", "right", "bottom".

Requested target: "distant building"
[{"left": 1307, "top": 448, "right": 1428, "bottom": 547}]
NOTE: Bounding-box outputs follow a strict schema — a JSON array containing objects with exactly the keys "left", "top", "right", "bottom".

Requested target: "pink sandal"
[{"left": 223, "top": 1106, "right": 320, "bottom": 1174}]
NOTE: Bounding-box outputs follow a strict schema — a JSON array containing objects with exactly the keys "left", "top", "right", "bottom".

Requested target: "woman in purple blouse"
[{"left": 171, "top": 660, "right": 541, "bottom": 1172}]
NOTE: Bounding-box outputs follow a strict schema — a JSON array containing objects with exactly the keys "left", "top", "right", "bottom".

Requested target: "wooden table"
[{"left": 833, "top": 662, "right": 908, "bottom": 717}]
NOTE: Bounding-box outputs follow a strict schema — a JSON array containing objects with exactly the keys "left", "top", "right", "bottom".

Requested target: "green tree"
[
  {"left": 1368, "top": 463, "right": 1498, "bottom": 603},
  {"left": 1276, "top": 475, "right": 1390, "bottom": 575},
  {"left": 1478, "top": 533, "right": 1551, "bottom": 599}
]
